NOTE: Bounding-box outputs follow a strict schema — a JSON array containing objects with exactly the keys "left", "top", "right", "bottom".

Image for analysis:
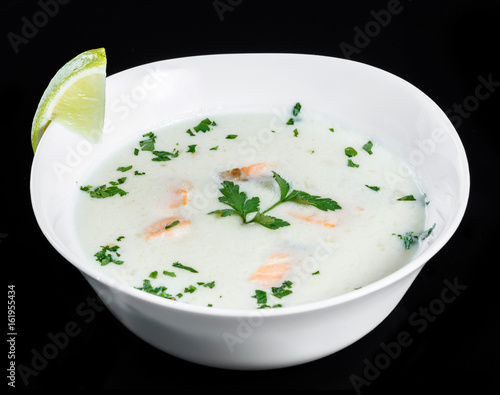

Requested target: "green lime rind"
[{"left": 31, "top": 48, "right": 107, "bottom": 152}]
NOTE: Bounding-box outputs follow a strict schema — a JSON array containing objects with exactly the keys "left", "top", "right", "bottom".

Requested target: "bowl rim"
[{"left": 30, "top": 52, "right": 470, "bottom": 318}]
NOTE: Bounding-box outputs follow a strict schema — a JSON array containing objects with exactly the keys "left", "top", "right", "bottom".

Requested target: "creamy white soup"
[{"left": 74, "top": 107, "right": 430, "bottom": 309}]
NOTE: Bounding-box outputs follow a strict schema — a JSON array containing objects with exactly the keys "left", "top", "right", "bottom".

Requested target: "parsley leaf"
[
  {"left": 135, "top": 280, "right": 174, "bottom": 299},
  {"left": 152, "top": 149, "right": 179, "bottom": 161},
  {"left": 94, "top": 244, "right": 124, "bottom": 266},
  {"left": 172, "top": 262, "right": 198, "bottom": 273},
  {"left": 226, "top": 134, "right": 238, "bottom": 139},
  {"left": 393, "top": 231, "right": 419, "bottom": 249},
  {"left": 251, "top": 212, "right": 290, "bottom": 230},
  {"left": 193, "top": 118, "right": 216, "bottom": 133},
  {"left": 117, "top": 165, "right": 133, "bottom": 172},
  {"left": 292, "top": 102, "right": 302, "bottom": 117},
  {"left": 139, "top": 132, "right": 156, "bottom": 151},
  {"left": 80, "top": 177, "right": 128, "bottom": 198},
  {"left": 365, "top": 185, "right": 380, "bottom": 191},
  {"left": 347, "top": 159, "right": 359, "bottom": 168},
  {"left": 397, "top": 195, "right": 416, "bottom": 201},
  {"left": 271, "top": 281, "right": 293, "bottom": 298},
  {"left": 345, "top": 147, "right": 358, "bottom": 157},
  {"left": 209, "top": 181, "right": 260, "bottom": 224},
  {"left": 362, "top": 140, "right": 374, "bottom": 155},
  {"left": 187, "top": 144, "right": 197, "bottom": 153}
]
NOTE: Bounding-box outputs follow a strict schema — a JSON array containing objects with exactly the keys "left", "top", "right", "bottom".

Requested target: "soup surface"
[{"left": 74, "top": 110, "right": 427, "bottom": 309}]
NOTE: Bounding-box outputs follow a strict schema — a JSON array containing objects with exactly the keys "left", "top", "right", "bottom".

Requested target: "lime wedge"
[{"left": 31, "top": 47, "right": 107, "bottom": 152}]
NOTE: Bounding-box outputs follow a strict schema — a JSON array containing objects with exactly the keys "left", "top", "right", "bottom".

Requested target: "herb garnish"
[
  {"left": 80, "top": 177, "right": 128, "bottom": 198},
  {"left": 135, "top": 280, "right": 174, "bottom": 299},
  {"left": 344, "top": 147, "right": 358, "bottom": 157},
  {"left": 164, "top": 220, "right": 181, "bottom": 230},
  {"left": 94, "top": 244, "right": 124, "bottom": 266},
  {"left": 209, "top": 172, "right": 341, "bottom": 230},
  {"left": 172, "top": 262, "right": 198, "bottom": 273},
  {"left": 117, "top": 165, "right": 133, "bottom": 172},
  {"left": 226, "top": 134, "right": 238, "bottom": 139},
  {"left": 393, "top": 223, "right": 437, "bottom": 249},
  {"left": 152, "top": 149, "right": 179, "bottom": 162},
  {"left": 187, "top": 144, "right": 197, "bottom": 153},
  {"left": 397, "top": 195, "right": 416, "bottom": 201},
  {"left": 271, "top": 281, "right": 293, "bottom": 299},
  {"left": 365, "top": 185, "right": 380, "bottom": 191},
  {"left": 362, "top": 140, "right": 374, "bottom": 155},
  {"left": 139, "top": 132, "right": 157, "bottom": 151}
]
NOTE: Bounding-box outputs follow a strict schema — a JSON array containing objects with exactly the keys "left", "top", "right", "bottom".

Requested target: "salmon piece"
[
  {"left": 220, "top": 163, "right": 272, "bottom": 181},
  {"left": 249, "top": 253, "right": 292, "bottom": 287},
  {"left": 144, "top": 217, "right": 191, "bottom": 240},
  {"left": 159, "top": 180, "right": 192, "bottom": 211},
  {"left": 287, "top": 210, "right": 337, "bottom": 228}
]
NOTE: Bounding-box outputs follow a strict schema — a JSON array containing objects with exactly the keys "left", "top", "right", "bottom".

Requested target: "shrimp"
[
  {"left": 144, "top": 217, "right": 191, "bottom": 240},
  {"left": 220, "top": 163, "right": 273, "bottom": 181},
  {"left": 249, "top": 253, "right": 293, "bottom": 287}
]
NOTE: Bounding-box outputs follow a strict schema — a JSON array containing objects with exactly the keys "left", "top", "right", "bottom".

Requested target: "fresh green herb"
[
  {"left": 187, "top": 144, "right": 197, "bottom": 153},
  {"left": 199, "top": 281, "right": 215, "bottom": 288},
  {"left": 362, "top": 140, "right": 374, "bottom": 155},
  {"left": 149, "top": 271, "right": 158, "bottom": 279},
  {"left": 253, "top": 290, "right": 268, "bottom": 308},
  {"left": 226, "top": 134, "right": 238, "bottom": 139},
  {"left": 94, "top": 244, "right": 124, "bottom": 266},
  {"left": 293, "top": 128, "right": 299, "bottom": 137},
  {"left": 210, "top": 145, "right": 219, "bottom": 151},
  {"left": 292, "top": 102, "right": 302, "bottom": 117},
  {"left": 347, "top": 159, "right": 359, "bottom": 168},
  {"left": 134, "top": 148, "right": 139, "bottom": 156},
  {"left": 420, "top": 223, "right": 436, "bottom": 240},
  {"left": 163, "top": 270, "right": 176, "bottom": 277},
  {"left": 172, "top": 262, "right": 198, "bottom": 273},
  {"left": 116, "top": 235, "right": 125, "bottom": 242},
  {"left": 286, "top": 118, "right": 294, "bottom": 125},
  {"left": 312, "top": 270, "right": 320, "bottom": 275},
  {"left": 139, "top": 132, "right": 157, "bottom": 151},
  {"left": 329, "top": 127, "right": 335, "bottom": 132},
  {"left": 135, "top": 280, "right": 174, "bottom": 299},
  {"left": 193, "top": 118, "right": 216, "bottom": 133},
  {"left": 186, "top": 129, "right": 195, "bottom": 136},
  {"left": 151, "top": 149, "right": 179, "bottom": 162},
  {"left": 134, "top": 170, "right": 146, "bottom": 175},
  {"left": 271, "top": 281, "right": 293, "bottom": 299},
  {"left": 117, "top": 165, "right": 133, "bottom": 172},
  {"left": 365, "top": 185, "right": 380, "bottom": 191},
  {"left": 209, "top": 172, "right": 341, "bottom": 230},
  {"left": 164, "top": 220, "right": 181, "bottom": 230},
  {"left": 345, "top": 147, "right": 358, "bottom": 157},
  {"left": 80, "top": 177, "right": 128, "bottom": 198},
  {"left": 184, "top": 285, "right": 197, "bottom": 293},
  {"left": 393, "top": 231, "right": 419, "bottom": 250},
  {"left": 208, "top": 181, "right": 261, "bottom": 223},
  {"left": 397, "top": 195, "right": 416, "bottom": 201}
]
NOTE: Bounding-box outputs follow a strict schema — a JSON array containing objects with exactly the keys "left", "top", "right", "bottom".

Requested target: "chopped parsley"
[
  {"left": 293, "top": 128, "right": 299, "bottom": 137},
  {"left": 226, "top": 134, "right": 238, "bottom": 139},
  {"left": 329, "top": 127, "right": 335, "bottom": 133},
  {"left": 397, "top": 195, "right": 416, "bottom": 201},
  {"left": 134, "top": 170, "right": 146, "bottom": 175},
  {"left": 187, "top": 144, "right": 197, "bottom": 153},
  {"left": 139, "top": 132, "right": 157, "bottom": 151},
  {"left": 271, "top": 281, "right": 293, "bottom": 299},
  {"left": 149, "top": 271, "right": 158, "bottom": 279},
  {"left": 193, "top": 118, "right": 216, "bottom": 133},
  {"left": 94, "top": 244, "right": 124, "bottom": 266},
  {"left": 393, "top": 231, "right": 419, "bottom": 250},
  {"left": 151, "top": 149, "right": 179, "bottom": 162},
  {"left": 362, "top": 140, "right": 374, "bottom": 155},
  {"left": 163, "top": 270, "right": 176, "bottom": 277},
  {"left": 420, "top": 223, "right": 436, "bottom": 240},
  {"left": 286, "top": 118, "right": 294, "bottom": 125},
  {"left": 210, "top": 145, "right": 219, "bottom": 151},
  {"left": 209, "top": 172, "right": 341, "bottom": 230},
  {"left": 172, "top": 262, "right": 198, "bottom": 273},
  {"left": 347, "top": 159, "right": 359, "bottom": 168},
  {"left": 365, "top": 185, "right": 380, "bottom": 191},
  {"left": 292, "top": 102, "right": 302, "bottom": 117},
  {"left": 345, "top": 147, "right": 358, "bottom": 157},
  {"left": 135, "top": 280, "right": 174, "bottom": 299},
  {"left": 164, "top": 220, "right": 180, "bottom": 230},
  {"left": 80, "top": 177, "right": 128, "bottom": 198},
  {"left": 117, "top": 165, "right": 133, "bottom": 172}
]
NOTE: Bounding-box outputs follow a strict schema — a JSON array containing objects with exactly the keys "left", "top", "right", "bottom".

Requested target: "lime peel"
[{"left": 31, "top": 47, "right": 107, "bottom": 152}]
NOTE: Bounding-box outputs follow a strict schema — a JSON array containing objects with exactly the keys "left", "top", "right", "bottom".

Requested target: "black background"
[{"left": 3, "top": 0, "right": 499, "bottom": 392}]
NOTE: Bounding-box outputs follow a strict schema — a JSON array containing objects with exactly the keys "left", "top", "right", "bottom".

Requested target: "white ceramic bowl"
[{"left": 30, "top": 54, "right": 469, "bottom": 369}]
